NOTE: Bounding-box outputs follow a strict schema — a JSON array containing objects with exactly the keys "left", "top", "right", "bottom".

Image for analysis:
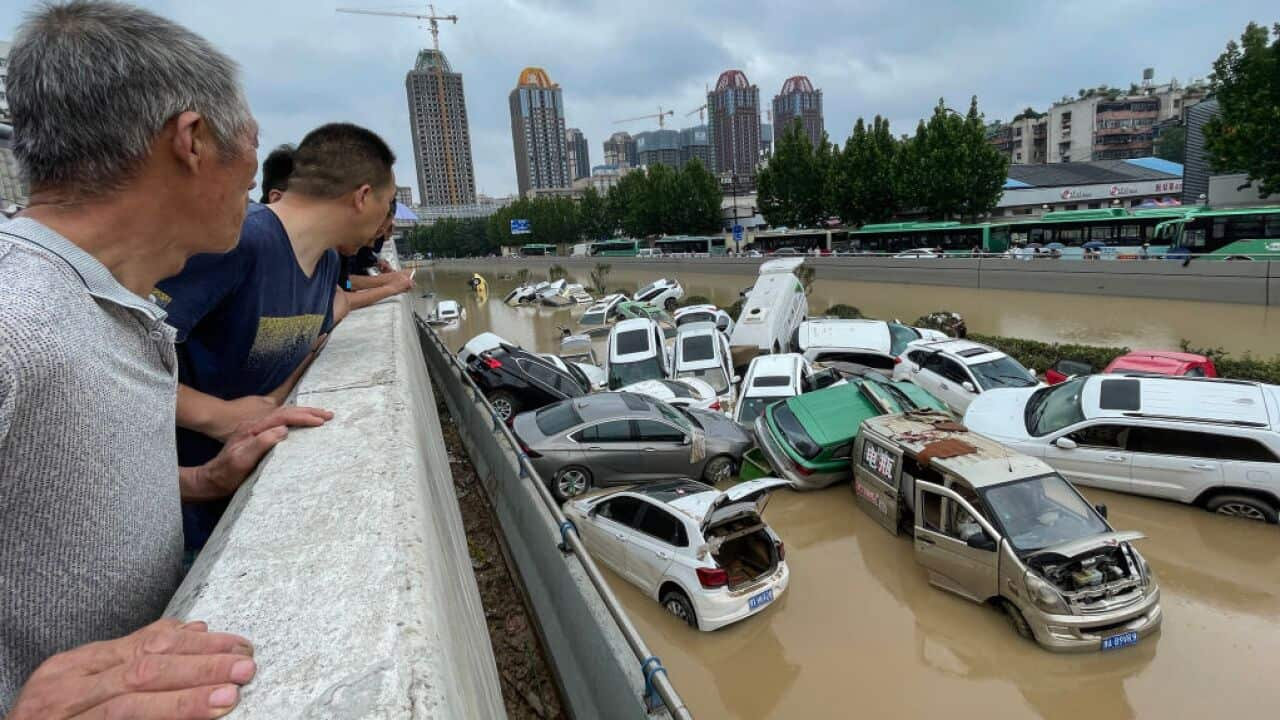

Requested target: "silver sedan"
[{"left": 512, "top": 393, "right": 754, "bottom": 501}]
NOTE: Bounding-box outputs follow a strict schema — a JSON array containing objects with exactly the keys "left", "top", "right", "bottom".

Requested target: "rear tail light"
[
  {"left": 776, "top": 542, "right": 786, "bottom": 561},
  {"left": 483, "top": 356, "right": 502, "bottom": 370},
  {"left": 893, "top": 356, "right": 902, "bottom": 365},
  {"left": 515, "top": 434, "right": 541, "bottom": 458},
  {"left": 793, "top": 463, "right": 813, "bottom": 477},
  {"left": 697, "top": 566, "right": 728, "bottom": 589},
  {"left": 709, "top": 400, "right": 721, "bottom": 411}
]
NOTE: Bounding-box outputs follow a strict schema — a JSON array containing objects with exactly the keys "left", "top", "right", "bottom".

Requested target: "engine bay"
[{"left": 1028, "top": 542, "right": 1146, "bottom": 610}]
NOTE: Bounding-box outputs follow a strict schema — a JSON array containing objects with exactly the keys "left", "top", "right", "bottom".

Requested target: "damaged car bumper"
[{"left": 1021, "top": 585, "right": 1163, "bottom": 653}]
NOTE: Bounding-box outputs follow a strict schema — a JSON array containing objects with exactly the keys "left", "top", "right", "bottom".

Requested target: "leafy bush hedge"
[
  {"left": 822, "top": 304, "right": 864, "bottom": 319},
  {"left": 967, "top": 334, "right": 1128, "bottom": 375},
  {"left": 679, "top": 294, "right": 712, "bottom": 308},
  {"left": 1179, "top": 341, "right": 1280, "bottom": 385}
]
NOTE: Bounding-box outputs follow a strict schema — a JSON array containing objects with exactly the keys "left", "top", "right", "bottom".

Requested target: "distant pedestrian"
[{"left": 0, "top": 1, "right": 328, "bottom": 715}]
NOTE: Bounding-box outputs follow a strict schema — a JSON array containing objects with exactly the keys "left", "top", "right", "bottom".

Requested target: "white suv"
[
  {"left": 963, "top": 375, "right": 1280, "bottom": 523},
  {"left": 564, "top": 477, "right": 790, "bottom": 630},
  {"left": 896, "top": 338, "right": 1040, "bottom": 414}
]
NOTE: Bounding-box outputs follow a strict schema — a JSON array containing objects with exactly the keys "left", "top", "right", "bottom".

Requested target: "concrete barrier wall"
[
  {"left": 165, "top": 294, "right": 507, "bottom": 718},
  {"left": 433, "top": 256, "right": 1279, "bottom": 305}
]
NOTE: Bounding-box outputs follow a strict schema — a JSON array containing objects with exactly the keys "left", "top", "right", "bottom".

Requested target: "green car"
[
  {"left": 615, "top": 301, "right": 676, "bottom": 337},
  {"left": 753, "top": 374, "right": 949, "bottom": 490}
]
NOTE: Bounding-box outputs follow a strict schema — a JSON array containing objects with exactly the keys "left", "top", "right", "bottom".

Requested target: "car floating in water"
[{"left": 564, "top": 477, "right": 790, "bottom": 630}]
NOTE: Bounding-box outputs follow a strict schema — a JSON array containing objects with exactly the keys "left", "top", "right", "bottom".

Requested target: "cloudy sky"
[{"left": 2, "top": 1, "right": 1271, "bottom": 198}]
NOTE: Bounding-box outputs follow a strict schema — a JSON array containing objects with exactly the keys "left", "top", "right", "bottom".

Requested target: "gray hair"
[{"left": 9, "top": 1, "right": 253, "bottom": 198}]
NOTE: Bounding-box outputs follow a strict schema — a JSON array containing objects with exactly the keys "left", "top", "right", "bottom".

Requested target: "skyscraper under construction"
[{"left": 405, "top": 49, "right": 477, "bottom": 207}]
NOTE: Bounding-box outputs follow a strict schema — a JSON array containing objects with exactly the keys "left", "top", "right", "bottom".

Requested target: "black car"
[{"left": 466, "top": 344, "right": 591, "bottom": 422}]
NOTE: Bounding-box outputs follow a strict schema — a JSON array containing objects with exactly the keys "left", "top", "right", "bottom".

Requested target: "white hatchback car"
[
  {"left": 964, "top": 375, "right": 1280, "bottom": 523},
  {"left": 673, "top": 322, "right": 738, "bottom": 411},
  {"left": 895, "top": 338, "right": 1040, "bottom": 414},
  {"left": 565, "top": 477, "right": 790, "bottom": 631},
  {"left": 605, "top": 317, "right": 672, "bottom": 390},
  {"left": 633, "top": 278, "right": 685, "bottom": 312},
  {"left": 732, "top": 353, "right": 844, "bottom": 426},
  {"left": 795, "top": 319, "right": 947, "bottom": 374},
  {"left": 615, "top": 378, "right": 721, "bottom": 411},
  {"left": 673, "top": 304, "right": 736, "bottom": 337}
]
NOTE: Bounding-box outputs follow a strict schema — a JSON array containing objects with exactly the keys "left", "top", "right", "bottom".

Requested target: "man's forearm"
[
  {"left": 176, "top": 384, "right": 278, "bottom": 442},
  {"left": 178, "top": 464, "right": 220, "bottom": 502},
  {"left": 344, "top": 284, "right": 405, "bottom": 312},
  {"left": 348, "top": 273, "right": 392, "bottom": 291}
]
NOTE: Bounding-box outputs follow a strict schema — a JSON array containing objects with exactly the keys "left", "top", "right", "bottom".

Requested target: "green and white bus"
[
  {"left": 1002, "top": 208, "right": 1195, "bottom": 259},
  {"left": 589, "top": 239, "right": 640, "bottom": 257},
  {"left": 519, "top": 243, "right": 557, "bottom": 257},
  {"left": 1156, "top": 206, "right": 1280, "bottom": 260},
  {"left": 653, "top": 235, "right": 727, "bottom": 256},
  {"left": 846, "top": 221, "right": 1011, "bottom": 256}
]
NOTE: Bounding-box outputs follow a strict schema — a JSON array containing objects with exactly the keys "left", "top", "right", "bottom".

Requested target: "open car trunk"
[{"left": 707, "top": 515, "right": 778, "bottom": 591}]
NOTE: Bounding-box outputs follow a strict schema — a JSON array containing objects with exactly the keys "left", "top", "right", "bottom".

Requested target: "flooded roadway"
[{"left": 415, "top": 266, "right": 1280, "bottom": 720}]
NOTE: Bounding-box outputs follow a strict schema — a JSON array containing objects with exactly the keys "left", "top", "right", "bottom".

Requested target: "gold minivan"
[{"left": 852, "top": 412, "right": 1162, "bottom": 653}]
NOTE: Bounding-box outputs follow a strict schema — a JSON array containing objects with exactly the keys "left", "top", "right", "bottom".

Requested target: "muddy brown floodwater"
[{"left": 414, "top": 266, "right": 1280, "bottom": 720}]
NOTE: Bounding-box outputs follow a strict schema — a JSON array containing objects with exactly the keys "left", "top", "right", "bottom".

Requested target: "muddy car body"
[
  {"left": 564, "top": 477, "right": 790, "bottom": 630},
  {"left": 851, "top": 412, "right": 1162, "bottom": 652}
]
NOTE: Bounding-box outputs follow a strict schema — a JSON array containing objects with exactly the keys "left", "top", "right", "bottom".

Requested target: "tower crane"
[
  {"left": 337, "top": 4, "right": 463, "bottom": 204},
  {"left": 686, "top": 104, "right": 706, "bottom": 124},
  {"left": 613, "top": 106, "right": 674, "bottom": 129}
]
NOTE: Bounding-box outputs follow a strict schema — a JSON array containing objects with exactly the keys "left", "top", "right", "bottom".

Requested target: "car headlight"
[{"left": 1023, "top": 572, "right": 1069, "bottom": 614}]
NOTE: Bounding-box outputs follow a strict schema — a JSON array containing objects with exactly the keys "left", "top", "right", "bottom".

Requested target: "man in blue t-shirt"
[{"left": 157, "top": 122, "right": 399, "bottom": 551}]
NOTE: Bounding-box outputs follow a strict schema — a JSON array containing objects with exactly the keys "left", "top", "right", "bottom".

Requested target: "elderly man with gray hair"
[{"left": 0, "top": 2, "right": 333, "bottom": 718}]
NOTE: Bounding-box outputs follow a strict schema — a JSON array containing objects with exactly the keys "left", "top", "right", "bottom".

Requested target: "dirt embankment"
[{"left": 434, "top": 388, "right": 566, "bottom": 720}]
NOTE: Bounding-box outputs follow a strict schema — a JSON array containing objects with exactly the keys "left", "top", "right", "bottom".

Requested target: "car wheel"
[
  {"left": 1206, "top": 494, "right": 1278, "bottom": 523},
  {"left": 702, "top": 455, "right": 735, "bottom": 484},
  {"left": 488, "top": 391, "right": 519, "bottom": 423},
  {"left": 660, "top": 589, "right": 698, "bottom": 629},
  {"left": 1002, "top": 600, "right": 1034, "bottom": 641},
  {"left": 664, "top": 297, "right": 678, "bottom": 312},
  {"left": 553, "top": 466, "right": 592, "bottom": 502}
]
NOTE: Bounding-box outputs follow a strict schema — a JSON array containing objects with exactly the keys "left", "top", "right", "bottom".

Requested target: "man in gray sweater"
[{"left": 0, "top": 2, "right": 330, "bottom": 718}]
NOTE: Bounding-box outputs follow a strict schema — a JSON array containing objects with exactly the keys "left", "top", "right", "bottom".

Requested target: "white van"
[
  {"left": 637, "top": 247, "right": 658, "bottom": 258},
  {"left": 727, "top": 257, "right": 807, "bottom": 371}
]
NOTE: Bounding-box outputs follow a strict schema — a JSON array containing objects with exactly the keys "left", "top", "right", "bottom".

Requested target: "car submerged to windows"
[
  {"left": 512, "top": 392, "right": 753, "bottom": 501},
  {"left": 851, "top": 412, "right": 1161, "bottom": 652},
  {"left": 673, "top": 304, "right": 736, "bottom": 337},
  {"left": 753, "top": 370, "right": 948, "bottom": 490},
  {"left": 564, "top": 477, "right": 790, "bottom": 631}
]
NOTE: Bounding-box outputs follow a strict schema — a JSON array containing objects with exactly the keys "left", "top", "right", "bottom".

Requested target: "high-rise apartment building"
[
  {"left": 603, "top": 131, "right": 638, "bottom": 169},
  {"left": 509, "top": 67, "right": 570, "bottom": 196},
  {"left": 707, "top": 70, "right": 761, "bottom": 179},
  {"left": 566, "top": 128, "right": 590, "bottom": 181},
  {"left": 395, "top": 186, "right": 413, "bottom": 206},
  {"left": 635, "top": 129, "right": 681, "bottom": 169},
  {"left": 405, "top": 49, "right": 477, "bottom": 207},
  {"left": 772, "top": 75, "right": 823, "bottom": 149},
  {"left": 679, "top": 125, "right": 712, "bottom": 171}
]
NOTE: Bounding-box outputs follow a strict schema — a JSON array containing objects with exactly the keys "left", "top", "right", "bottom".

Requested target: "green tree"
[
  {"left": 577, "top": 186, "right": 614, "bottom": 241},
  {"left": 757, "top": 119, "right": 828, "bottom": 227},
  {"left": 1155, "top": 125, "right": 1187, "bottom": 164},
  {"left": 675, "top": 159, "right": 723, "bottom": 233},
  {"left": 609, "top": 170, "right": 650, "bottom": 238},
  {"left": 830, "top": 115, "right": 901, "bottom": 225},
  {"left": 912, "top": 97, "right": 1008, "bottom": 220},
  {"left": 1204, "top": 22, "right": 1280, "bottom": 198}
]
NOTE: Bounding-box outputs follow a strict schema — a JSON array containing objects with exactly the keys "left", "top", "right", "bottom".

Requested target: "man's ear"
[
  {"left": 169, "top": 111, "right": 206, "bottom": 174},
  {"left": 353, "top": 184, "right": 373, "bottom": 212}
]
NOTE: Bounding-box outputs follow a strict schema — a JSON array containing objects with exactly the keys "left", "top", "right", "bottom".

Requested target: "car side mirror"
[
  {"left": 1053, "top": 437, "right": 1078, "bottom": 450},
  {"left": 962, "top": 381, "right": 976, "bottom": 393},
  {"left": 1094, "top": 503, "right": 1109, "bottom": 519},
  {"left": 966, "top": 532, "right": 997, "bottom": 551},
  {"left": 732, "top": 375, "right": 741, "bottom": 384},
  {"left": 682, "top": 435, "right": 691, "bottom": 446}
]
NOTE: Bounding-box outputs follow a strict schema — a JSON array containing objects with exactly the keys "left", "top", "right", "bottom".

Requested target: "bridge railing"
[{"left": 415, "top": 316, "right": 692, "bottom": 720}]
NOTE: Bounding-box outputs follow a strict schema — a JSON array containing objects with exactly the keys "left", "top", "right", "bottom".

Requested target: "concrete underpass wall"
[
  {"left": 165, "top": 294, "right": 506, "bottom": 719},
  {"left": 433, "top": 256, "right": 1277, "bottom": 305}
]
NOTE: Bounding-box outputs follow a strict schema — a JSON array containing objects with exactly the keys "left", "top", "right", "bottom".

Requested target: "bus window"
[
  {"left": 1183, "top": 226, "right": 1207, "bottom": 249},
  {"left": 1030, "top": 227, "right": 1048, "bottom": 244},
  {"left": 1118, "top": 224, "right": 1143, "bottom": 243},
  {"left": 1057, "top": 227, "right": 1084, "bottom": 245}
]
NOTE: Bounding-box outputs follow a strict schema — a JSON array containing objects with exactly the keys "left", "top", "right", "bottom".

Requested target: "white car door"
[
  {"left": 587, "top": 496, "right": 644, "bottom": 577},
  {"left": 1126, "top": 427, "right": 1222, "bottom": 503},
  {"left": 1045, "top": 423, "right": 1133, "bottom": 493},
  {"left": 627, "top": 501, "right": 682, "bottom": 594},
  {"left": 914, "top": 353, "right": 967, "bottom": 412}
]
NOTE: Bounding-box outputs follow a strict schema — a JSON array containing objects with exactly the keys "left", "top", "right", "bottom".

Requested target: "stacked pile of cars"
[{"left": 453, "top": 261, "right": 1279, "bottom": 646}]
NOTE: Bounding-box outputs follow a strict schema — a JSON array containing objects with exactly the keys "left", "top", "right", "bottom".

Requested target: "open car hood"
[
  {"left": 1026, "top": 531, "right": 1146, "bottom": 560},
  {"left": 701, "top": 478, "right": 789, "bottom": 533}
]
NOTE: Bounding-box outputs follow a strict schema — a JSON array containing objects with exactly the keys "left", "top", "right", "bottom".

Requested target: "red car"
[
  {"left": 1045, "top": 350, "right": 1218, "bottom": 384},
  {"left": 1104, "top": 350, "right": 1218, "bottom": 378}
]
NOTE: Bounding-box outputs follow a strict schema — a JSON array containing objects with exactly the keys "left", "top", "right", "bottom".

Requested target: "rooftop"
[{"left": 1005, "top": 157, "right": 1182, "bottom": 189}]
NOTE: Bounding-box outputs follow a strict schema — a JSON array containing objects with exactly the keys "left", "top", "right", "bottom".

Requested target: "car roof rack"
[{"left": 1119, "top": 411, "right": 1270, "bottom": 429}]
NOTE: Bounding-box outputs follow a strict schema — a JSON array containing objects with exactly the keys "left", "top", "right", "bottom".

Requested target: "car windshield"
[
  {"left": 981, "top": 473, "right": 1110, "bottom": 553},
  {"left": 614, "top": 329, "right": 649, "bottom": 355},
  {"left": 771, "top": 404, "right": 822, "bottom": 460},
  {"left": 1024, "top": 377, "right": 1086, "bottom": 436},
  {"left": 534, "top": 402, "right": 582, "bottom": 436},
  {"left": 680, "top": 335, "right": 716, "bottom": 362},
  {"left": 753, "top": 375, "right": 791, "bottom": 388},
  {"left": 970, "top": 355, "right": 1037, "bottom": 390},
  {"left": 582, "top": 311, "right": 604, "bottom": 326},
  {"left": 659, "top": 401, "right": 695, "bottom": 431},
  {"left": 887, "top": 323, "right": 921, "bottom": 356},
  {"left": 608, "top": 357, "right": 663, "bottom": 390},
  {"left": 738, "top": 396, "right": 776, "bottom": 424},
  {"left": 677, "top": 366, "right": 730, "bottom": 394}
]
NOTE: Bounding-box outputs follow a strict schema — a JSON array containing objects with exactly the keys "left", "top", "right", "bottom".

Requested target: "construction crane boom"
[
  {"left": 337, "top": 5, "right": 457, "bottom": 51},
  {"left": 686, "top": 104, "right": 707, "bottom": 124},
  {"left": 613, "top": 106, "right": 675, "bottom": 129}
]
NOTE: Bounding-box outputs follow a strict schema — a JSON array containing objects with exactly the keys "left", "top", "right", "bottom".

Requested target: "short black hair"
[
  {"left": 259, "top": 143, "right": 295, "bottom": 203},
  {"left": 287, "top": 123, "right": 395, "bottom": 200}
]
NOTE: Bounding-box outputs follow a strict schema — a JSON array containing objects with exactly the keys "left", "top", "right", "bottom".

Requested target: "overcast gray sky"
[{"left": 2, "top": 1, "right": 1271, "bottom": 198}]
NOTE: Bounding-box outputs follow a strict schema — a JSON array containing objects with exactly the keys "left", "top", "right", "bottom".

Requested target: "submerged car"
[
  {"left": 633, "top": 277, "right": 685, "bottom": 311},
  {"left": 464, "top": 343, "right": 590, "bottom": 423},
  {"left": 1104, "top": 350, "right": 1218, "bottom": 378},
  {"left": 964, "top": 375, "right": 1280, "bottom": 523},
  {"left": 733, "top": 353, "right": 840, "bottom": 427},
  {"left": 673, "top": 304, "right": 736, "bottom": 337},
  {"left": 754, "top": 372, "right": 948, "bottom": 490},
  {"left": 673, "top": 321, "right": 738, "bottom": 412},
  {"left": 896, "top": 338, "right": 1040, "bottom": 414},
  {"left": 616, "top": 378, "right": 721, "bottom": 411},
  {"left": 512, "top": 392, "right": 753, "bottom": 501},
  {"left": 431, "top": 299, "right": 461, "bottom": 323},
  {"left": 794, "top": 319, "right": 947, "bottom": 373},
  {"left": 564, "top": 477, "right": 790, "bottom": 630},
  {"left": 851, "top": 412, "right": 1161, "bottom": 652},
  {"left": 579, "top": 293, "right": 627, "bottom": 336},
  {"left": 605, "top": 317, "right": 672, "bottom": 390}
]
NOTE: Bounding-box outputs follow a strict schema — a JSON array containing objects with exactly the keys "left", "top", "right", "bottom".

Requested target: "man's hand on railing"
[{"left": 5, "top": 619, "right": 255, "bottom": 720}]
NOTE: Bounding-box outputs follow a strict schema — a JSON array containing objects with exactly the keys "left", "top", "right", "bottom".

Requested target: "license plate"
[
  {"left": 748, "top": 589, "right": 774, "bottom": 610},
  {"left": 1101, "top": 630, "right": 1139, "bottom": 651}
]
